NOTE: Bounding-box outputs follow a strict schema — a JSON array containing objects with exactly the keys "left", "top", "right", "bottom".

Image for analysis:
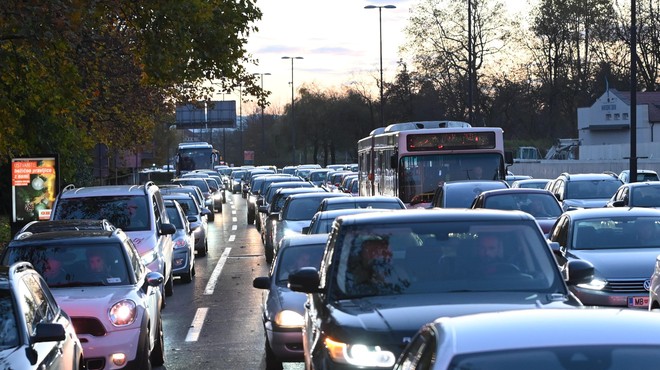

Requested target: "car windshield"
[
  {"left": 631, "top": 186, "right": 660, "bottom": 207},
  {"left": 3, "top": 244, "right": 130, "bottom": 287},
  {"left": 275, "top": 245, "right": 325, "bottom": 285},
  {"left": 174, "top": 179, "right": 210, "bottom": 192},
  {"left": 484, "top": 193, "right": 562, "bottom": 218},
  {"left": 566, "top": 180, "right": 621, "bottom": 200},
  {"left": 165, "top": 206, "right": 185, "bottom": 229},
  {"left": 445, "top": 183, "right": 508, "bottom": 208},
  {"left": 285, "top": 198, "right": 327, "bottom": 221},
  {"left": 572, "top": 217, "right": 660, "bottom": 250},
  {"left": 0, "top": 292, "right": 18, "bottom": 349},
  {"left": 165, "top": 197, "right": 198, "bottom": 216},
  {"left": 324, "top": 200, "right": 403, "bottom": 211},
  {"left": 448, "top": 345, "right": 660, "bottom": 370},
  {"left": 330, "top": 220, "right": 563, "bottom": 299},
  {"left": 53, "top": 196, "right": 150, "bottom": 231}
]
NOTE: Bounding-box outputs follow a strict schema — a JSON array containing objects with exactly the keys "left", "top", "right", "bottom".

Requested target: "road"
[{"left": 155, "top": 192, "right": 303, "bottom": 370}]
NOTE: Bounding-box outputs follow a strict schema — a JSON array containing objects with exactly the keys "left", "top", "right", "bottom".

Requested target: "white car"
[
  {"left": 2, "top": 229, "right": 165, "bottom": 370},
  {"left": 395, "top": 308, "right": 660, "bottom": 369}
]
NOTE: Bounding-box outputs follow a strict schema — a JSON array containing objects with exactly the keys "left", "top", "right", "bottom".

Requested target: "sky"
[{"left": 232, "top": 0, "right": 533, "bottom": 113}]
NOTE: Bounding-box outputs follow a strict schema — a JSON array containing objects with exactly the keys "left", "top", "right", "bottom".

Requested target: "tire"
[
  {"left": 165, "top": 271, "right": 174, "bottom": 297},
  {"left": 208, "top": 212, "right": 215, "bottom": 222},
  {"left": 197, "top": 240, "right": 208, "bottom": 257},
  {"left": 192, "top": 264, "right": 196, "bottom": 276},
  {"left": 247, "top": 212, "right": 255, "bottom": 225},
  {"left": 265, "top": 338, "right": 283, "bottom": 370},
  {"left": 180, "top": 266, "right": 193, "bottom": 283},
  {"left": 137, "top": 329, "right": 152, "bottom": 370},
  {"left": 150, "top": 315, "right": 166, "bottom": 367}
]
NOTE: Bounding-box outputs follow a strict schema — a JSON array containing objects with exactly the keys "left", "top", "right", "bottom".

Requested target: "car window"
[
  {"left": 125, "top": 239, "right": 144, "bottom": 281},
  {"left": 17, "top": 276, "right": 45, "bottom": 335},
  {"left": 572, "top": 217, "right": 660, "bottom": 250},
  {"left": 175, "top": 179, "right": 210, "bottom": 192},
  {"left": 166, "top": 206, "right": 185, "bottom": 229},
  {"left": 275, "top": 245, "right": 325, "bottom": 285},
  {"left": 0, "top": 291, "right": 19, "bottom": 348},
  {"left": 286, "top": 198, "right": 326, "bottom": 221},
  {"left": 54, "top": 196, "right": 150, "bottom": 231},
  {"left": 5, "top": 244, "right": 130, "bottom": 287},
  {"left": 566, "top": 179, "right": 621, "bottom": 200},
  {"left": 331, "top": 220, "right": 561, "bottom": 299}
]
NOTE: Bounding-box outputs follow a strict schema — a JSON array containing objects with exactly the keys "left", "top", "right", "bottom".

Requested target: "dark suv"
[
  {"left": 545, "top": 172, "right": 623, "bottom": 211},
  {"left": 289, "top": 209, "right": 594, "bottom": 369},
  {"left": 0, "top": 262, "right": 83, "bottom": 369}
]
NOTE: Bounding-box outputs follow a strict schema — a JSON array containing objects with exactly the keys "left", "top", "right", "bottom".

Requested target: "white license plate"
[{"left": 627, "top": 296, "right": 649, "bottom": 308}]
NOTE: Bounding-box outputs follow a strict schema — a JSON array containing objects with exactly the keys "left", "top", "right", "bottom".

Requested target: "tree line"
[{"left": 1, "top": 0, "right": 659, "bottom": 188}]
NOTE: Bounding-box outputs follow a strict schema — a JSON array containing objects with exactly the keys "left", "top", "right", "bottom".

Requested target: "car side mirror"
[
  {"left": 612, "top": 200, "right": 625, "bottom": 207},
  {"left": 33, "top": 323, "right": 66, "bottom": 343},
  {"left": 288, "top": 267, "right": 323, "bottom": 293},
  {"left": 145, "top": 271, "right": 165, "bottom": 288},
  {"left": 201, "top": 208, "right": 212, "bottom": 216},
  {"left": 252, "top": 276, "right": 270, "bottom": 289},
  {"left": 565, "top": 259, "right": 594, "bottom": 286},
  {"left": 548, "top": 241, "right": 561, "bottom": 257},
  {"left": 189, "top": 221, "right": 201, "bottom": 231},
  {"left": 258, "top": 205, "right": 268, "bottom": 213},
  {"left": 301, "top": 226, "right": 310, "bottom": 234},
  {"left": 160, "top": 223, "right": 176, "bottom": 235}
]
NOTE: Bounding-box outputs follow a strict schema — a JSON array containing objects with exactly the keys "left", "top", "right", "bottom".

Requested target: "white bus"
[
  {"left": 175, "top": 142, "right": 219, "bottom": 176},
  {"left": 357, "top": 121, "right": 513, "bottom": 208}
]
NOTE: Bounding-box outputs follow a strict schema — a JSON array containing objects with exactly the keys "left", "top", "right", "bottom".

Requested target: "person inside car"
[
  {"left": 42, "top": 255, "right": 68, "bottom": 284},
  {"left": 350, "top": 237, "right": 410, "bottom": 294}
]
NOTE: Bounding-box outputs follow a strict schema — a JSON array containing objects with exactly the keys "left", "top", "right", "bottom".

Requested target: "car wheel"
[
  {"left": 150, "top": 315, "right": 166, "bottom": 366},
  {"left": 192, "top": 264, "right": 196, "bottom": 276},
  {"left": 197, "top": 241, "right": 208, "bottom": 257},
  {"left": 137, "top": 329, "right": 152, "bottom": 370},
  {"left": 165, "top": 271, "right": 174, "bottom": 297},
  {"left": 265, "top": 338, "right": 284, "bottom": 370},
  {"left": 265, "top": 245, "right": 274, "bottom": 265},
  {"left": 208, "top": 212, "right": 215, "bottom": 222},
  {"left": 247, "top": 212, "right": 255, "bottom": 225},
  {"left": 180, "top": 265, "right": 193, "bottom": 283}
]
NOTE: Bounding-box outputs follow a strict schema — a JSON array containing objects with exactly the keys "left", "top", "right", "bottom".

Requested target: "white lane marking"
[
  {"left": 232, "top": 217, "right": 237, "bottom": 222},
  {"left": 185, "top": 307, "right": 209, "bottom": 342},
  {"left": 232, "top": 210, "right": 236, "bottom": 214},
  {"left": 232, "top": 225, "right": 237, "bottom": 230},
  {"left": 229, "top": 235, "right": 236, "bottom": 242},
  {"left": 204, "top": 248, "right": 231, "bottom": 295}
]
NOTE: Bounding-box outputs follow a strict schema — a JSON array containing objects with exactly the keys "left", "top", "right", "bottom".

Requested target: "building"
[{"left": 578, "top": 89, "right": 660, "bottom": 160}]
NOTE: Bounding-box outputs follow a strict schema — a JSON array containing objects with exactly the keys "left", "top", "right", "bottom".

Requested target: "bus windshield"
[
  {"left": 399, "top": 153, "right": 504, "bottom": 204},
  {"left": 178, "top": 148, "right": 214, "bottom": 172}
]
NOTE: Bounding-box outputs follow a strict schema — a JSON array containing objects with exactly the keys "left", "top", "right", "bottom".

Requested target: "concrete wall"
[{"left": 508, "top": 159, "right": 660, "bottom": 180}]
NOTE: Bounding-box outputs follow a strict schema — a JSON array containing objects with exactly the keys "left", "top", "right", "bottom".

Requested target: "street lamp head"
[{"left": 364, "top": 4, "right": 396, "bottom": 9}]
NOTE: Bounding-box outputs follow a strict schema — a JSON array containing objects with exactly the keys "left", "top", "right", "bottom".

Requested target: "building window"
[
  {"left": 614, "top": 113, "right": 620, "bottom": 120},
  {"left": 622, "top": 113, "right": 629, "bottom": 119},
  {"left": 606, "top": 114, "right": 612, "bottom": 120}
]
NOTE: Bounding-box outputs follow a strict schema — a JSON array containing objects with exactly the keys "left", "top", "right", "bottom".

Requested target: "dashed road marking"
[
  {"left": 229, "top": 235, "right": 236, "bottom": 242},
  {"left": 185, "top": 307, "right": 209, "bottom": 342},
  {"left": 232, "top": 225, "right": 237, "bottom": 230},
  {"left": 232, "top": 217, "right": 237, "bottom": 222},
  {"left": 204, "top": 248, "right": 231, "bottom": 295}
]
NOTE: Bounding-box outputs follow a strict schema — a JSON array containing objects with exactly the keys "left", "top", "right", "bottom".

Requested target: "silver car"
[{"left": 395, "top": 308, "right": 660, "bottom": 370}]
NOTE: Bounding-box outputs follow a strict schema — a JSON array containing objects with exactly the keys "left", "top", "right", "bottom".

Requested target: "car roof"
[
  {"left": 434, "top": 308, "right": 660, "bottom": 354},
  {"left": 320, "top": 196, "right": 403, "bottom": 204},
  {"left": 286, "top": 192, "right": 350, "bottom": 201},
  {"left": 336, "top": 208, "right": 536, "bottom": 226},
  {"left": 9, "top": 229, "right": 122, "bottom": 246},
  {"left": 477, "top": 188, "right": 555, "bottom": 196},
  {"left": 17, "top": 219, "right": 116, "bottom": 237},
  {"left": 619, "top": 181, "right": 660, "bottom": 188},
  {"left": 563, "top": 206, "right": 660, "bottom": 220},
  {"left": 558, "top": 173, "right": 621, "bottom": 181},
  {"left": 276, "top": 187, "right": 326, "bottom": 195},
  {"left": 57, "top": 183, "right": 159, "bottom": 198},
  {"left": 279, "top": 233, "right": 329, "bottom": 248},
  {"left": 314, "top": 208, "right": 393, "bottom": 220},
  {"left": 443, "top": 180, "right": 509, "bottom": 189}
]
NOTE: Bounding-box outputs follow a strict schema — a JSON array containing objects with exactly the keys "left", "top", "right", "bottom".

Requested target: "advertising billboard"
[{"left": 11, "top": 156, "right": 59, "bottom": 227}]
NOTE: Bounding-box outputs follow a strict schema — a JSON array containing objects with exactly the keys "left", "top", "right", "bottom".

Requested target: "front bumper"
[{"left": 80, "top": 326, "right": 142, "bottom": 369}]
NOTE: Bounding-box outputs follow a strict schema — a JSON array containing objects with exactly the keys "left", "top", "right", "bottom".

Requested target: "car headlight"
[
  {"left": 213, "top": 193, "right": 222, "bottom": 200},
  {"left": 577, "top": 277, "right": 607, "bottom": 290},
  {"left": 324, "top": 337, "right": 395, "bottom": 368},
  {"left": 174, "top": 239, "right": 190, "bottom": 250},
  {"left": 141, "top": 250, "right": 158, "bottom": 266},
  {"left": 274, "top": 310, "right": 304, "bottom": 328},
  {"left": 109, "top": 300, "right": 137, "bottom": 326}
]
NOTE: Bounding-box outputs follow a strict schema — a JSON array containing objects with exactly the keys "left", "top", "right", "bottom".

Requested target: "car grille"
[
  {"left": 72, "top": 317, "right": 107, "bottom": 336},
  {"left": 605, "top": 279, "right": 648, "bottom": 293}
]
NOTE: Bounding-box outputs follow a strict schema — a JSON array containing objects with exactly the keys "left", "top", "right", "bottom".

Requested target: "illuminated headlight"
[
  {"left": 324, "top": 337, "right": 395, "bottom": 368},
  {"left": 174, "top": 239, "right": 190, "bottom": 250},
  {"left": 109, "top": 300, "right": 137, "bottom": 326},
  {"left": 274, "top": 310, "right": 304, "bottom": 328},
  {"left": 577, "top": 277, "right": 607, "bottom": 290},
  {"left": 213, "top": 193, "right": 222, "bottom": 200},
  {"left": 141, "top": 250, "right": 158, "bottom": 266}
]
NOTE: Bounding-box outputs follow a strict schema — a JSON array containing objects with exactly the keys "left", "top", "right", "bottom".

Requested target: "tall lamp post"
[
  {"left": 282, "top": 56, "right": 303, "bottom": 165},
  {"left": 365, "top": 4, "right": 396, "bottom": 128},
  {"left": 252, "top": 72, "right": 271, "bottom": 154}
]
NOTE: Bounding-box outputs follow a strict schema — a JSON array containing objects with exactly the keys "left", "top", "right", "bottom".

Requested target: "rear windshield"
[{"left": 53, "top": 196, "right": 150, "bottom": 231}]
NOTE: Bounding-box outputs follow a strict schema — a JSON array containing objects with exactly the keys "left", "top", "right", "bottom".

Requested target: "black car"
[
  {"left": 0, "top": 262, "right": 84, "bottom": 369},
  {"left": 289, "top": 209, "right": 594, "bottom": 370}
]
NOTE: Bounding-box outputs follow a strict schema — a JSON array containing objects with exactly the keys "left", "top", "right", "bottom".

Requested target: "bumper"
[
  {"left": 80, "top": 327, "right": 141, "bottom": 369},
  {"left": 572, "top": 287, "right": 649, "bottom": 307},
  {"left": 172, "top": 249, "right": 192, "bottom": 275},
  {"left": 265, "top": 325, "right": 304, "bottom": 362}
]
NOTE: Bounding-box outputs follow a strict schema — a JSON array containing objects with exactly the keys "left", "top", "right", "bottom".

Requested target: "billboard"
[
  {"left": 176, "top": 100, "right": 236, "bottom": 129},
  {"left": 11, "top": 156, "right": 59, "bottom": 228}
]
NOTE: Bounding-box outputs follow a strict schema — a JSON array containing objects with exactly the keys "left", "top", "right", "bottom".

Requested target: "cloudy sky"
[{"left": 233, "top": 0, "right": 532, "bottom": 112}]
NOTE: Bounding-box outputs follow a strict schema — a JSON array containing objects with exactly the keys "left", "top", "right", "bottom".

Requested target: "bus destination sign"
[{"left": 407, "top": 132, "right": 496, "bottom": 151}]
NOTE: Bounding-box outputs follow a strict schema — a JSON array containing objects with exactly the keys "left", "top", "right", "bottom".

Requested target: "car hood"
[
  {"left": 125, "top": 230, "right": 157, "bottom": 255},
  {"left": 325, "top": 292, "right": 576, "bottom": 345},
  {"left": 52, "top": 286, "right": 143, "bottom": 318},
  {"left": 564, "top": 199, "right": 609, "bottom": 209},
  {"left": 570, "top": 248, "right": 660, "bottom": 278},
  {"left": 274, "top": 287, "right": 308, "bottom": 314}
]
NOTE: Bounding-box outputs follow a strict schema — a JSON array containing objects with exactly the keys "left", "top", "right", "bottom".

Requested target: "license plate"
[{"left": 627, "top": 296, "right": 649, "bottom": 308}]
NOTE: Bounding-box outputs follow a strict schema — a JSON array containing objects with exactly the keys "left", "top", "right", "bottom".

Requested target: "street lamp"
[
  {"left": 252, "top": 72, "right": 271, "bottom": 154},
  {"left": 365, "top": 4, "right": 396, "bottom": 127},
  {"left": 282, "top": 56, "right": 303, "bottom": 165}
]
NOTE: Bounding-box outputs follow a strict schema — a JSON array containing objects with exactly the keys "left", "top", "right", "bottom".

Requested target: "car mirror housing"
[
  {"left": 145, "top": 271, "right": 165, "bottom": 287},
  {"left": 288, "top": 267, "right": 323, "bottom": 293},
  {"left": 252, "top": 276, "right": 270, "bottom": 289},
  {"left": 160, "top": 223, "right": 176, "bottom": 235},
  {"left": 565, "top": 259, "right": 595, "bottom": 286},
  {"left": 33, "top": 323, "right": 66, "bottom": 343}
]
